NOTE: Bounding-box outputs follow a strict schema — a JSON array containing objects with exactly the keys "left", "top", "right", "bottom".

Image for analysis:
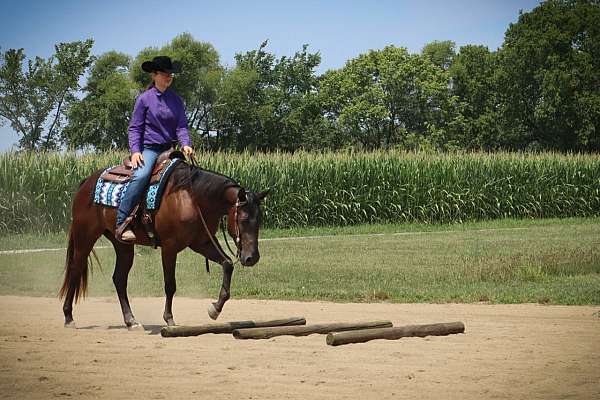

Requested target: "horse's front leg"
[
  {"left": 161, "top": 247, "right": 178, "bottom": 326},
  {"left": 190, "top": 240, "right": 234, "bottom": 320},
  {"left": 209, "top": 260, "right": 234, "bottom": 320}
]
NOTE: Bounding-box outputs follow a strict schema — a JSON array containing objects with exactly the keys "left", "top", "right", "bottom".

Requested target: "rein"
[
  {"left": 186, "top": 154, "right": 242, "bottom": 267},
  {"left": 188, "top": 153, "right": 199, "bottom": 167},
  {"left": 195, "top": 196, "right": 242, "bottom": 267}
]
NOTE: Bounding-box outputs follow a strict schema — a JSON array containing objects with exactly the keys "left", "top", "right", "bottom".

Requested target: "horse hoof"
[
  {"left": 208, "top": 304, "right": 220, "bottom": 320},
  {"left": 64, "top": 321, "right": 76, "bottom": 329},
  {"left": 128, "top": 322, "right": 144, "bottom": 332}
]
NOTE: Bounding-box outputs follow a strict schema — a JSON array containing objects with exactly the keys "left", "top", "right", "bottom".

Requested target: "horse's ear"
[
  {"left": 237, "top": 188, "right": 247, "bottom": 203},
  {"left": 256, "top": 189, "right": 270, "bottom": 202}
]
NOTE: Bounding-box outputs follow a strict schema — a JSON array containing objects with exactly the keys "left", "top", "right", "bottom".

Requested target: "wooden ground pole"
[
  {"left": 161, "top": 317, "right": 306, "bottom": 337},
  {"left": 232, "top": 320, "right": 393, "bottom": 339},
  {"left": 326, "top": 321, "right": 465, "bottom": 346}
]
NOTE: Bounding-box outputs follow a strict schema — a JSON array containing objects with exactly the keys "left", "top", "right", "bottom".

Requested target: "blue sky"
[{"left": 0, "top": 0, "right": 541, "bottom": 151}]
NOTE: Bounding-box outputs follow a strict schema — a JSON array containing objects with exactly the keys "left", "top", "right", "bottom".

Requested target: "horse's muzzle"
[{"left": 241, "top": 251, "right": 259, "bottom": 267}]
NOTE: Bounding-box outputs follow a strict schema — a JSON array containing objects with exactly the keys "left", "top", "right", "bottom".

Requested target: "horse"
[{"left": 58, "top": 156, "right": 268, "bottom": 329}]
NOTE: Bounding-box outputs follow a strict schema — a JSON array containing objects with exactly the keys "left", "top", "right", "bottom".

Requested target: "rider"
[{"left": 116, "top": 55, "right": 194, "bottom": 242}]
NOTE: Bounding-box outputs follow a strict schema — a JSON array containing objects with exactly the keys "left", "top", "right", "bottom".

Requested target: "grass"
[{"left": 1, "top": 217, "right": 599, "bottom": 305}]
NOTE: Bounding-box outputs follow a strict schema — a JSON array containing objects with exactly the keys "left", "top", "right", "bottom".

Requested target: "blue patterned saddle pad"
[{"left": 93, "top": 158, "right": 181, "bottom": 210}]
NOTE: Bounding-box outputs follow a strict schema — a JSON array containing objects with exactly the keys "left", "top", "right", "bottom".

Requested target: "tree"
[
  {"left": 216, "top": 42, "right": 326, "bottom": 151},
  {"left": 422, "top": 40, "right": 456, "bottom": 70},
  {"left": 319, "top": 46, "right": 460, "bottom": 150},
  {"left": 268, "top": 44, "right": 325, "bottom": 150},
  {"left": 216, "top": 64, "right": 262, "bottom": 150},
  {"left": 0, "top": 40, "right": 94, "bottom": 150},
  {"left": 63, "top": 51, "right": 137, "bottom": 150},
  {"left": 449, "top": 45, "right": 503, "bottom": 149},
  {"left": 497, "top": 0, "right": 600, "bottom": 151}
]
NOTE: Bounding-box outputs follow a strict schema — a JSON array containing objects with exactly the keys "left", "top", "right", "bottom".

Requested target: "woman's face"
[{"left": 152, "top": 71, "right": 174, "bottom": 88}]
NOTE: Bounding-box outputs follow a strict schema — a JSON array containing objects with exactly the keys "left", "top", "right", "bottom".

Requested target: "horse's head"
[{"left": 227, "top": 188, "right": 268, "bottom": 266}]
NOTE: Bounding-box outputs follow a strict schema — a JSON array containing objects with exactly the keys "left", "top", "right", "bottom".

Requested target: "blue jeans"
[{"left": 116, "top": 147, "right": 162, "bottom": 227}]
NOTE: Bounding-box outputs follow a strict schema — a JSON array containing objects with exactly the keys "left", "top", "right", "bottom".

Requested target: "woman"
[{"left": 116, "top": 55, "right": 194, "bottom": 242}]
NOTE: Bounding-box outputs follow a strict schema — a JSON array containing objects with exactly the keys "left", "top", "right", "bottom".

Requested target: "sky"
[{"left": 0, "top": 0, "right": 542, "bottom": 152}]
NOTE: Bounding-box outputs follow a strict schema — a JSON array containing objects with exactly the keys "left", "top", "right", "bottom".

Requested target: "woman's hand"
[
  {"left": 182, "top": 146, "right": 194, "bottom": 157},
  {"left": 131, "top": 152, "right": 144, "bottom": 169}
]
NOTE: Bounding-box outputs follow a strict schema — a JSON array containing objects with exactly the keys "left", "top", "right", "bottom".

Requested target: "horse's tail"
[{"left": 58, "top": 224, "right": 94, "bottom": 303}]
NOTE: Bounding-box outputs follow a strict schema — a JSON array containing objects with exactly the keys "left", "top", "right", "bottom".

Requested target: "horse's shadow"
[{"left": 76, "top": 324, "right": 164, "bottom": 335}]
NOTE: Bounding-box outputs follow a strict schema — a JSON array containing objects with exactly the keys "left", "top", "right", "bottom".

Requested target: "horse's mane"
[{"left": 169, "top": 162, "right": 240, "bottom": 201}]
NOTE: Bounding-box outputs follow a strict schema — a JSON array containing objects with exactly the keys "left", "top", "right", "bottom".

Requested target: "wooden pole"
[
  {"left": 160, "top": 317, "right": 306, "bottom": 337},
  {"left": 232, "top": 320, "right": 393, "bottom": 339},
  {"left": 326, "top": 321, "right": 465, "bottom": 346}
]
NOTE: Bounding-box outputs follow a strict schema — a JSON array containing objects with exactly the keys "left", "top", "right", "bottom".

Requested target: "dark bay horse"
[{"left": 59, "top": 159, "right": 268, "bottom": 329}]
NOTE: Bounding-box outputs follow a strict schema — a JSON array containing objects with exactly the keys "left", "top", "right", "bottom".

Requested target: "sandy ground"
[{"left": 0, "top": 296, "right": 598, "bottom": 400}]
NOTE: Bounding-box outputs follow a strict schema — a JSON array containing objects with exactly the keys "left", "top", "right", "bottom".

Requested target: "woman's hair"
[{"left": 145, "top": 71, "right": 157, "bottom": 90}]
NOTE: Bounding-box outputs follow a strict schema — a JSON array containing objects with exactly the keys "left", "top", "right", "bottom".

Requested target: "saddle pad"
[{"left": 93, "top": 158, "right": 181, "bottom": 210}]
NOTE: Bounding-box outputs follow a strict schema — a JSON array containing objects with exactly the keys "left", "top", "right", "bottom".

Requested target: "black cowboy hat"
[{"left": 141, "top": 56, "right": 182, "bottom": 73}]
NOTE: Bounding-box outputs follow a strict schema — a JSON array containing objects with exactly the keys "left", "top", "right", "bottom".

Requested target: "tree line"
[{"left": 1, "top": 0, "right": 599, "bottom": 153}]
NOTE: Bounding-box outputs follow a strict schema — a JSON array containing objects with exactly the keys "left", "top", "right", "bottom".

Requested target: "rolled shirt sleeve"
[{"left": 128, "top": 95, "right": 146, "bottom": 153}]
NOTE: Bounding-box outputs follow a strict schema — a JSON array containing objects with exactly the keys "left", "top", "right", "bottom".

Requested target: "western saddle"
[{"left": 101, "top": 149, "right": 185, "bottom": 185}]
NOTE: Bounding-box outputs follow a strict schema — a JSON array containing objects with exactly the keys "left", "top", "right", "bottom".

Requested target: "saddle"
[
  {"left": 102, "top": 149, "right": 185, "bottom": 184},
  {"left": 107, "top": 149, "right": 185, "bottom": 247}
]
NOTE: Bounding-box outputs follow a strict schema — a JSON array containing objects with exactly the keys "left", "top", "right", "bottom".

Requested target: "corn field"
[{"left": 1, "top": 150, "right": 599, "bottom": 234}]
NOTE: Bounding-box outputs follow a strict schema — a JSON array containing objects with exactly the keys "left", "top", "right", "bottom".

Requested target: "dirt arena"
[{"left": 0, "top": 296, "right": 598, "bottom": 399}]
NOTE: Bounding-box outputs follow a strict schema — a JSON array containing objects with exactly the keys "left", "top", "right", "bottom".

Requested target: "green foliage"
[
  {"left": 0, "top": 40, "right": 94, "bottom": 150},
  {"left": 215, "top": 41, "right": 327, "bottom": 151},
  {"left": 497, "top": 0, "right": 600, "bottom": 151},
  {"left": 320, "top": 46, "right": 460, "bottom": 149},
  {"left": 422, "top": 40, "right": 456, "bottom": 70},
  {"left": 450, "top": 45, "right": 503, "bottom": 149},
  {"left": 63, "top": 51, "right": 136, "bottom": 150},
  {"left": 1, "top": 150, "right": 599, "bottom": 234}
]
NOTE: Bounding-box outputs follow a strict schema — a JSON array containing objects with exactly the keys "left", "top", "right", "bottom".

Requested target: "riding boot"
[
  {"left": 120, "top": 228, "right": 137, "bottom": 242},
  {"left": 116, "top": 205, "right": 139, "bottom": 243}
]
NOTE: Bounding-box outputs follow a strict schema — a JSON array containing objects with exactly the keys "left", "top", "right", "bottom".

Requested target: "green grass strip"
[{"left": 1, "top": 218, "right": 598, "bottom": 305}]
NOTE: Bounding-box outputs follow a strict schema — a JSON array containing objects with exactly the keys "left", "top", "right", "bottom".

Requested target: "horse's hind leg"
[
  {"left": 160, "top": 247, "right": 178, "bottom": 326},
  {"left": 106, "top": 234, "right": 142, "bottom": 330}
]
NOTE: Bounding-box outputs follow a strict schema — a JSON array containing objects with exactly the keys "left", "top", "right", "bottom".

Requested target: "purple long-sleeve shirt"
[{"left": 128, "top": 86, "right": 191, "bottom": 153}]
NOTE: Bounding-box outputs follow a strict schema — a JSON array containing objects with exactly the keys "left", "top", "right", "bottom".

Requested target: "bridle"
[{"left": 222, "top": 198, "right": 244, "bottom": 259}]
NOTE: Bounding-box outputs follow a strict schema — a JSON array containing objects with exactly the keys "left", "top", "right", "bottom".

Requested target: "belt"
[{"left": 144, "top": 142, "right": 175, "bottom": 151}]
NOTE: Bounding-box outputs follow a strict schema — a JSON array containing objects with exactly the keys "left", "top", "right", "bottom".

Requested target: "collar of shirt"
[{"left": 151, "top": 86, "right": 170, "bottom": 98}]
